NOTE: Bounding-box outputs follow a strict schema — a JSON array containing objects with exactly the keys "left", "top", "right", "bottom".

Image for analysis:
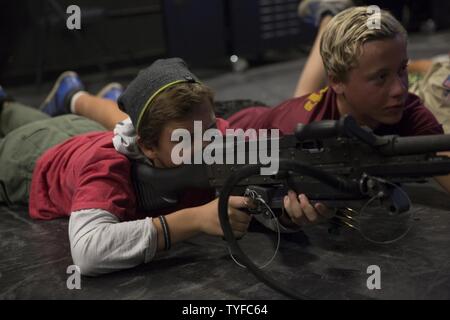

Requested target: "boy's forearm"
[{"left": 154, "top": 207, "right": 202, "bottom": 252}]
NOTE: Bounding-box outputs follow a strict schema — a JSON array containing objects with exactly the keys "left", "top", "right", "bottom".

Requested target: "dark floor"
[
  {"left": 1, "top": 30, "right": 450, "bottom": 300},
  {"left": 1, "top": 183, "right": 450, "bottom": 300}
]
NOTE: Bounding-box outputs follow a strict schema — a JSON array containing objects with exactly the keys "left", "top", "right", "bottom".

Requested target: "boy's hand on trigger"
[
  {"left": 282, "top": 190, "right": 335, "bottom": 227},
  {"left": 197, "top": 196, "right": 252, "bottom": 238}
]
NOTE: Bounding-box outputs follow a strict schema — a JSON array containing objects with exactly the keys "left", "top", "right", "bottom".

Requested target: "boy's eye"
[
  {"left": 376, "top": 73, "right": 387, "bottom": 82},
  {"left": 399, "top": 65, "right": 408, "bottom": 74}
]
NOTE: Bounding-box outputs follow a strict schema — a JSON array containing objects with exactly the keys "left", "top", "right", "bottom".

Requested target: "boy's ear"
[
  {"left": 328, "top": 75, "right": 345, "bottom": 95},
  {"left": 137, "top": 136, "right": 157, "bottom": 160}
]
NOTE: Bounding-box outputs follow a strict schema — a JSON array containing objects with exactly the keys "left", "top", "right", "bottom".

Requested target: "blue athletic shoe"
[
  {"left": 40, "top": 71, "right": 84, "bottom": 116},
  {"left": 0, "top": 85, "right": 7, "bottom": 111},
  {"left": 298, "top": 0, "right": 353, "bottom": 27},
  {"left": 96, "top": 83, "right": 123, "bottom": 102}
]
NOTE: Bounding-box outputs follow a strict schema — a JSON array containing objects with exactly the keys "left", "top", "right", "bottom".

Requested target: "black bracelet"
[{"left": 158, "top": 215, "right": 171, "bottom": 250}]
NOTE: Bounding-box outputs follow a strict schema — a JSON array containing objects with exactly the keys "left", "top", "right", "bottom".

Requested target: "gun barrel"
[{"left": 379, "top": 134, "right": 450, "bottom": 155}]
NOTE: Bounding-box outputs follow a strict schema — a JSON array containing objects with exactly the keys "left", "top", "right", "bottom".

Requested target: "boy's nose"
[{"left": 390, "top": 74, "right": 408, "bottom": 98}]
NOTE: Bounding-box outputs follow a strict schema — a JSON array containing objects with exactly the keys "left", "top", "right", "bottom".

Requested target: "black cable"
[{"left": 218, "top": 159, "right": 360, "bottom": 300}]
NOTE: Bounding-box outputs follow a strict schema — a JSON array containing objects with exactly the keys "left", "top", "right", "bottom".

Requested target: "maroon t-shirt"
[{"left": 227, "top": 87, "right": 444, "bottom": 136}]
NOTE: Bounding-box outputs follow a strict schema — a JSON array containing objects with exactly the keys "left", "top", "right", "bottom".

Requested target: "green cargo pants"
[{"left": 0, "top": 102, "right": 106, "bottom": 205}]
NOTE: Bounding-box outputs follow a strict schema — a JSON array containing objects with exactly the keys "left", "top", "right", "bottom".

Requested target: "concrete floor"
[{"left": 1, "top": 183, "right": 450, "bottom": 300}]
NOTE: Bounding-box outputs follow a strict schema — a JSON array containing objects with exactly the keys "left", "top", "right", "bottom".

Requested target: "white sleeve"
[{"left": 68, "top": 209, "right": 158, "bottom": 276}]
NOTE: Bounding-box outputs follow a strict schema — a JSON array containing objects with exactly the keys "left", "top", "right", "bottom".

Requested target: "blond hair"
[{"left": 320, "top": 6, "right": 407, "bottom": 82}]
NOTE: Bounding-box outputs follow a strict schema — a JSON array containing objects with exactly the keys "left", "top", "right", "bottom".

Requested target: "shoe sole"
[
  {"left": 39, "top": 71, "right": 78, "bottom": 111},
  {"left": 96, "top": 82, "right": 123, "bottom": 98}
]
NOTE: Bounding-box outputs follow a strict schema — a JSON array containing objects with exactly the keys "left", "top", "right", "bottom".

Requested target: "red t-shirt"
[
  {"left": 227, "top": 87, "right": 444, "bottom": 136},
  {"left": 29, "top": 132, "right": 137, "bottom": 221},
  {"left": 29, "top": 118, "right": 230, "bottom": 221}
]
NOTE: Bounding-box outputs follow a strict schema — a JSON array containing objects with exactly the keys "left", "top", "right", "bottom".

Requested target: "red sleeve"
[
  {"left": 216, "top": 117, "right": 230, "bottom": 134},
  {"left": 71, "top": 156, "right": 137, "bottom": 221}
]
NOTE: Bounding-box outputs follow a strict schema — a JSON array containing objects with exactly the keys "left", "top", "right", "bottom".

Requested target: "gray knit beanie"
[{"left": 117, "top": 58, "right": 199, "bottom": 130}]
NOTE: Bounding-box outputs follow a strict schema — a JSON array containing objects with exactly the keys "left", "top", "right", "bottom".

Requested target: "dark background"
[{"left": 1, "top": 0, "right": 449, "bottom": 86}]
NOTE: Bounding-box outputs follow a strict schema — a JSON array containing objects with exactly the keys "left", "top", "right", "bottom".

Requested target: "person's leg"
[
  {"left": 1, "top": 101, "right": 49, "bottom": 137},
  {"left": 40, "top": 71, "right": 126, "bottom": 130},
  {"left": 0, "top": 114, "right": 105, "bottom": 205},
  {"left": 293, "top": 15, "right": 333, "bottom": 97},
  {"left": 72, "top": 93, "right": 128, "bottom": 130}
]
